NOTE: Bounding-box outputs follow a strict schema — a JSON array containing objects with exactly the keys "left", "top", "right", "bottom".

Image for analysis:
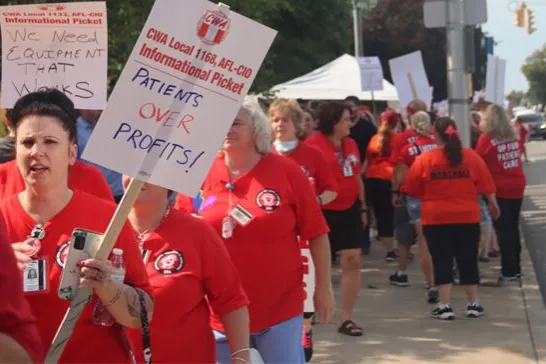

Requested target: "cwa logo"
[{"left": 196, "top": 10, "right": 230, "bottom": 45}]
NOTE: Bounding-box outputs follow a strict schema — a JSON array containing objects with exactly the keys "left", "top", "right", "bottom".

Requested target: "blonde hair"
[
  {"left": 410, "top": 111, "right": 431, "bottom": 135},
  {"left": 481, "top": 104, "right": 516, "bottom": 141},
  {"left": 268, "top": 99, "right": 306, "bottom": 140},
  {"left": 240, "top": 96, "right": 272, "bottom": 154}
]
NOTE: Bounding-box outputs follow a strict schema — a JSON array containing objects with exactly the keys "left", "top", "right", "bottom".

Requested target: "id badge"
[
  {"left": 23, "top": 259, "right": 48, "bottom": 295},
  {"left": 343, "top": 164, "right": 353, "bottom": 177},
  {"left": 229, "top": 205, "right": 254, "bottom": 226}
]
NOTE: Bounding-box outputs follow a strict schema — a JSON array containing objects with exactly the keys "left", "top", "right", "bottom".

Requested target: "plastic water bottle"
[{"left": 92, "top": 248, "right": 126, "bottom": 327}]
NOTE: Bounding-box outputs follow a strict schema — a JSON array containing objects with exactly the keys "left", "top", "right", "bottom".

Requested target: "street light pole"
[
  {"left": 352, "top": 0, "right": 364, "bottom": 57},
  {"left": 446, "top": 0, "right": 470, "bottom": 147}
]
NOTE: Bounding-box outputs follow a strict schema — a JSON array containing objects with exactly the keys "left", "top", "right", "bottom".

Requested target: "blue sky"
[{"left": 482, "top": 0, "right": 546, "bottom": 93}]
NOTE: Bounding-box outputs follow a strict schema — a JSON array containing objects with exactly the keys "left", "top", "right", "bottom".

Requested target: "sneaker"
[
  {"left": 431, "top": 305, "right": 455, "bottom": 320},
  {"left": 499, "top": 274, "right": 519, "bottom": 282},
  {"left": 302, "top": 328, "right": 313, "bottom": 362},
  {"left": 385, "top": 250, "right": 398, "bottom": 262},
  {"left": 466, "top": 303, "right": 485, "bottom": 318},
  {"left": 389, "top": 272, "right": 409, "bottom": 287},
  {"left": 488, "top": 250, "right": 500, "bottom": 258},
  {"left": 427, "top": 286, "right": 439, "bottom": 304}
]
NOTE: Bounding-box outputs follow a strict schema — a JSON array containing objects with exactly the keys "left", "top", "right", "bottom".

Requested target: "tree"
[
  {"left": 507, "top": 90, "right": 527, "bottom": 106},
  {"left": 360, "top": 0, "right": 488, "bottom": 102},
  {"left": 2, "top": 0, "right": 352, "bottom": 93},
  {"left": 521, "top": 46, "right": 546, "bottom": 105}
]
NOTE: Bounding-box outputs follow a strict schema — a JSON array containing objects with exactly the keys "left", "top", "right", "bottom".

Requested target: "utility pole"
[
  {"left": 446, "top": 0, "right": 470, "bottom": 147},
  {"left": 352, "top": 0, "right": 364, "bottom": 57}
]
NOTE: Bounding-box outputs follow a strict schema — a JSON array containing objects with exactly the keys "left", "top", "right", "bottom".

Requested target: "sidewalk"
[{"left": 312, "top": 237, "right": 546, "bottom": 363}]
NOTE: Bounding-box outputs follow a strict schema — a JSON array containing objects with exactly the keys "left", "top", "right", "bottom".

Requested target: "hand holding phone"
[{"left": 58, "top": 229, "right": 103, "bottom": 300}]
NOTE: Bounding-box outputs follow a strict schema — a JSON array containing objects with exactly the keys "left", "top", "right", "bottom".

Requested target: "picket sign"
[{"left": 46, "top": 0, "right": 276, "bottom": 361}]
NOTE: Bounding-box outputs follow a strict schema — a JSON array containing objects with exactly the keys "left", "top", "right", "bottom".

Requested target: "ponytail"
[
  {"left": 434, "top": 117, "right": 463, "bottom": 167},
  {"left": 377, "top": 122, "right": 393, "bottom": 156}
]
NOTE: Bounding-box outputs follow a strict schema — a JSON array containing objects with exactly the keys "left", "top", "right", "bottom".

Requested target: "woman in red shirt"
[
  {"left": 198, "top": 97, "right": 335, "bottom": 363},
  {"left": 365, "top": 110, "right": 400, "bottom": 261},
  {"left": 476, "top": 104, "right": 527, "bottom": 281},
  {"left": 3, "top": 89, "right": 153, "bottom": 363},
  {"left": 390, "top": 111, "right": 437, "bottom": 303},
  {"left": 514, "top": 116, "right": 529, "bottom": 162},
  {"left": 404, "top": 118, "right": 499, "bottom": 320},
  {"left": 124, "top": 177, "right": 250, "bottom": 363},
  {"left": 269, "top": 98, "right": 337, "bottom": 361},
  {"left": 306, "top": 102, "right": 367, "bottom": 336}
]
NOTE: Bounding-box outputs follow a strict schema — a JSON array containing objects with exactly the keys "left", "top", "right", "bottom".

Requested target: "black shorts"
[
  {"left": 423, "top": 223, "right": 480, "bottom": 286},
  {"left": 366, "top": 178, "right": 394, "bottom": 238},
  {"left": 394, "top": 196, "right": 417, "bottom": 246},
  {"left": 323, "top": 200, "right": 364, "bottom": 252}
]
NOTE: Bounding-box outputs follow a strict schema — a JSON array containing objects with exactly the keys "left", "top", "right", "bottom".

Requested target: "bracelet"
[
  {"left": 392, "top": 190, "right": 400, "bottom": 194},
  {"left": 232, "top": 358, "right": 250, "bottom": 364},
  {"left": 231, "top": 348, "right": 251, "bottom": 357},
  {"left": 360, "top": 209, "right": 367, "bottom": 213}
]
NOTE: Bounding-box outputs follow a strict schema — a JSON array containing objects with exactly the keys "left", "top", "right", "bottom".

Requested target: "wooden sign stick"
[
  {"left": 494, "top": 57, "right": 499, "bottom": 104},
  {"left": 407, "top": 72, "right": 418, "bottom": 100},
  {"left": 45, "top": 178, "right": 144, "bottom": 363}
]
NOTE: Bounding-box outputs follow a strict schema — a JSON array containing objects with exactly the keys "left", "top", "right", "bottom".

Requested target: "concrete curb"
[{"left": 520, "top": 230, "right": 546, "bottom": 363}]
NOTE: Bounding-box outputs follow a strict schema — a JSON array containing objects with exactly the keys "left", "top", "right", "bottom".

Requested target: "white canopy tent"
[{"left": 265, "top": 54, "right": 399, "bottom": 101}]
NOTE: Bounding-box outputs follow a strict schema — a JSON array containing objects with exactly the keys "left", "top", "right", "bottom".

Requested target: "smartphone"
[{"left": 58, "top": 229, "right": 103, "bottom": 300}]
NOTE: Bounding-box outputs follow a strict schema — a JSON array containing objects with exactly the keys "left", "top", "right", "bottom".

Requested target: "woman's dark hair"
[
  {"left": 4, "top": 108, "right": 13, "bottom": 130},
  {"left": 10, "top": 89, "right": 78, "bottom": 143},
  {"left": 317, "top": 102, "right": 351, "bottom": 135},
  {"left": 434, "top": 117, "right": 463, "bottom": 167}
]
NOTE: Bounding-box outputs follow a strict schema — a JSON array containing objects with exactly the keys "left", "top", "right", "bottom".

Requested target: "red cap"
[{"left": 380, "top": 109, "right": 400, "bottom": 128}]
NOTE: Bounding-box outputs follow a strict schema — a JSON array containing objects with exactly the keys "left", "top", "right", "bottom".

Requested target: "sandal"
[{"left": 338, "top": 320, "right": 364, "bottom": 336}]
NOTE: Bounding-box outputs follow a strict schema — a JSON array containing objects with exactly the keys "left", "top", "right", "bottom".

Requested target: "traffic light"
[
  {"left": 527, "top": 8, "right": 537, "bottom": 34},
  {"left": 514, "top": 2, "right": 526, "bottom": 28}
]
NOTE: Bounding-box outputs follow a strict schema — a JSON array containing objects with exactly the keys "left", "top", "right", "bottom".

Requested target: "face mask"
[{"left": 274, "top": 139, "right": 298, "bottom": 153}]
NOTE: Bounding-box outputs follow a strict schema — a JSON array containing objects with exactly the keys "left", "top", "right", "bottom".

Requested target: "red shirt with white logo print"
[
  {"left": 0, "top": 160, "right": 113, "bottom": 201},
  {"left": 390, "top": 129, "right": 418, "bottom": 164},
  {"left": 198, "top": 153, "right": 329, "bottom": 333},
  {"left": 475, "top": 133, "right": 526, "bottom": 198},
  {"left": 0, "top": 191, "right": 151, "bottom": 363},
  {"left": 399, "top": 135, "right": 438, "bottom": 195},
  {"left": 127, "top": 209, "right": 248, "bottom": 363},
  {"left": 305, "top": 133, "right": 361, "bottom": 211},
  {"left": 272, "top": 142, "right": 338, "bottom": 196}
]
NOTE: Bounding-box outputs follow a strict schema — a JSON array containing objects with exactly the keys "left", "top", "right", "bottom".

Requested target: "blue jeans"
[
  {"left": 406, "top": 195, "right": 421, "bottom": 224},
  {"left": 214, "top": 314, "right": 304, "bottom": 364}
]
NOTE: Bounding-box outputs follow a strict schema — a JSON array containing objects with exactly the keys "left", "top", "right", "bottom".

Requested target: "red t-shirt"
[
  {"left": 404, "top": 148, "right": 496, "bottom": 225},
  {"left": 272, "top": 142, "right": 338, "bottom": 196},
  {"left": 399, "top": 135, "right": 438, "bottom": 195},
  {"left": 305, "top": 133, "right": 361, "bottom": 211},
  {"left": 475, "top": 134, "right": 526, "bottom": 198},
  {"left": 0, "top": 222, "right": 42, "bottom": 362},
  {"left": 0, "top": 160, "right": 113, "bottom": 201},
  {"left": 390, "top": 129, "right": 418, "bottom": 164},
  {"left": 515, "top": 123, "right": 529, "bottom": 149},
  {"left": 366, "top": 133, "right": 400, "bottom": 181},
  {"left": 0, "top": 191, "right": 152, "bottom": 363},
  {"left": 198, "top": 153, "right": 329, "bottom": 333},
  {"left": 127, "top": 209, "right": 248, "bottom": 363}
]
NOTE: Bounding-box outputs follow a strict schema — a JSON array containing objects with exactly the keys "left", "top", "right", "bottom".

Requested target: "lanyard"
[{"left": 222, "top": 182, "right": 236, "bottom": 239}]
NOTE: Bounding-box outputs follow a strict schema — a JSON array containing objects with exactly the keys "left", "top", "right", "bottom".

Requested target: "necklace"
[{"left": 137, "top": 206, "right": 171, "bottom": 253}]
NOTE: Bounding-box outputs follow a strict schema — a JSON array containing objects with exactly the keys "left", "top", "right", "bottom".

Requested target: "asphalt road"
[{"left": 521, "top": 138, "right": 546, "bottom": 308}]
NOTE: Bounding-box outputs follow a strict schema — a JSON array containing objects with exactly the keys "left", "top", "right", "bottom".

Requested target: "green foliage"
[
  {"left": 521, "top": 46, "right": 546, "bottom": 105},
  {"left": 2, "top": 0, "right": 352, "bottom": 93},
  {"left": 361, "top": 0, "right": 448, "bottom": 100},
  {"left": 507, "top": 90, "right": 527, "bottom": 106}
]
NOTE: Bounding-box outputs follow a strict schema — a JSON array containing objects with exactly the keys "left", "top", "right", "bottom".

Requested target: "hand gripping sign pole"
[{"left": 45, "top": 3, "right": 234, "bottom": 362}]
